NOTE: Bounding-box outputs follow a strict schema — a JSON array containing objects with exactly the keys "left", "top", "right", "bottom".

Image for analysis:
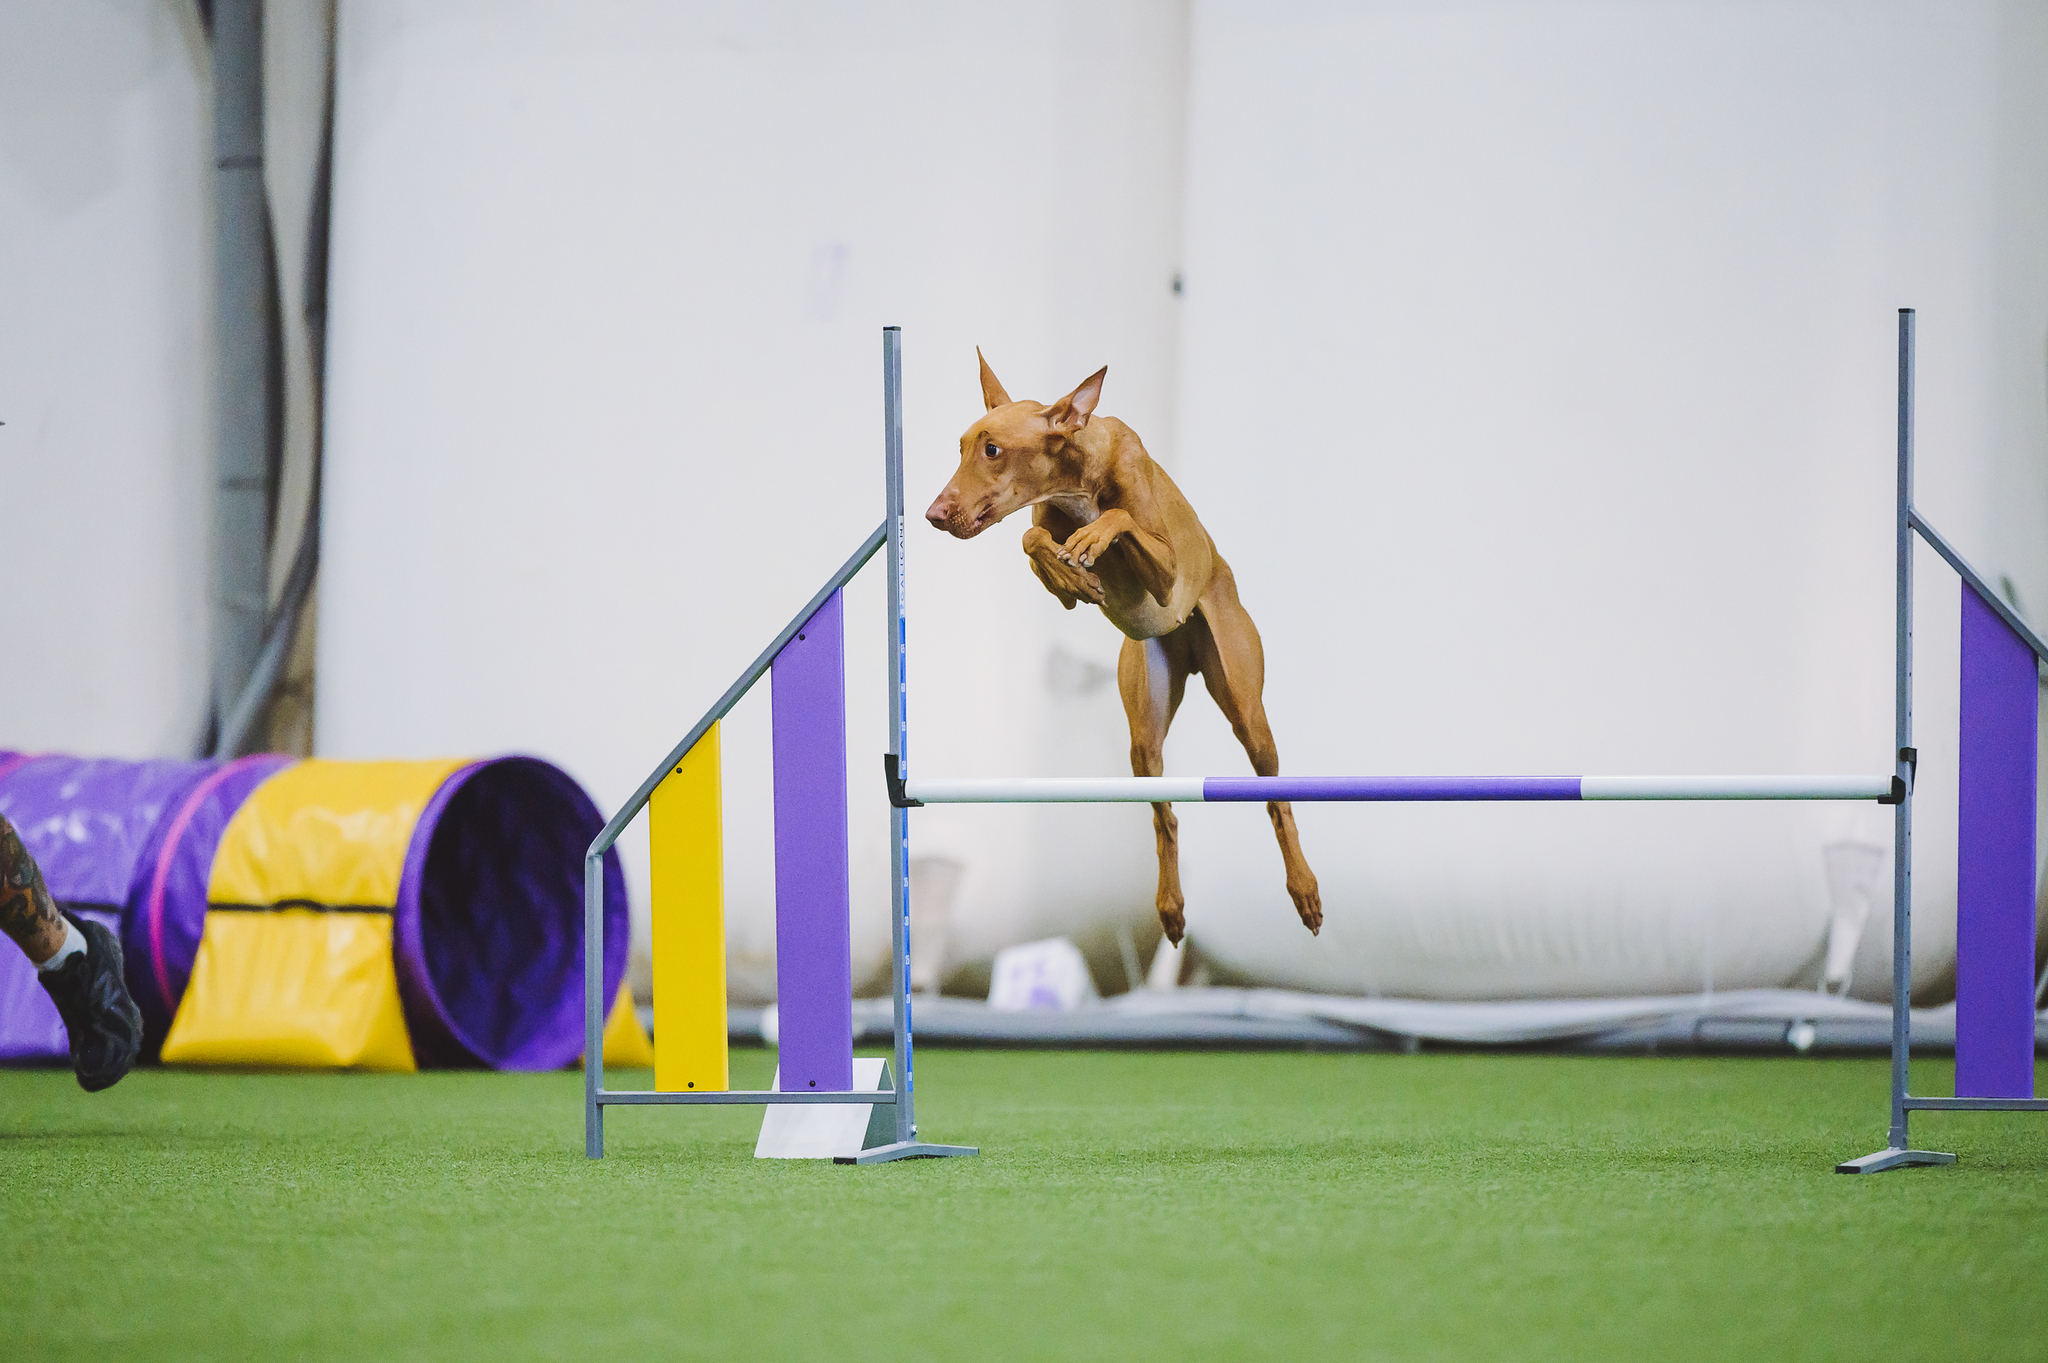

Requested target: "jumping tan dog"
[{"left": 925, "top": 353, "right": 1321, "bottom": 945}]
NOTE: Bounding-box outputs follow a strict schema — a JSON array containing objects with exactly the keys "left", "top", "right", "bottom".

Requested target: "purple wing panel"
[
  {"left": 771, "top": 588, "right": 855, "bottom": 1093},
  {"left": 1954, "top": 584, "right": 2039, "bottom": 1099}
]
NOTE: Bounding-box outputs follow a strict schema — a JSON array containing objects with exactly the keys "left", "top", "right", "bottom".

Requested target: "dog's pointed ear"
[
  {"left": 977, "top": 348, "right": 1012, "bottom": 411},
  {"left": 1045, "top": 366, "right": 1106, "bottom": 435}
]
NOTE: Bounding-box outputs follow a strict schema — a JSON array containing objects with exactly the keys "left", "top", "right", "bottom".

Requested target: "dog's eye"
[{"left": 983, "top": 442, "right": 999, "bottom": 459}]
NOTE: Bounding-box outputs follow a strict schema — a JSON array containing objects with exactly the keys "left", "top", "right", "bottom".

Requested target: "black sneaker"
[{"left": 38, "top": 912, "right": 143, "bottom": 1092}]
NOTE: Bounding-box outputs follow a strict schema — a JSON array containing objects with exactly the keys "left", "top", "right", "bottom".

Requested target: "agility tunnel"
[{"left": 0, "top": 752, "right": 635, "bottom": 1071}]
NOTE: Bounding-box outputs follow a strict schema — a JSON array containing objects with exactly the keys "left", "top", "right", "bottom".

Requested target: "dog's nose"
[{"left": 925, "top": 500, "right": 951, "bottom": 529}]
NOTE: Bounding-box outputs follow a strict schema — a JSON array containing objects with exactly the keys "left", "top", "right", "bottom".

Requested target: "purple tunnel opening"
[{"left": 393, "top": 756, "right": 628, "bottom": 1072}]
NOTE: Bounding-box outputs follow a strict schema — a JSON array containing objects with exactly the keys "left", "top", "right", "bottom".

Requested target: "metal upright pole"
[
  {"left": 847, "top": 325, "right": 976, "bottom": 1163},
  {"left": 584, "top": 851, "right": 604, "bottom": 1158},
  {"left": 1838, "top": 306, "right": 1953, "bottom": 1173},
  {"left": 885, "top": 325, "right": 915, "bottom": 1147},
  {"left": 1888, "top": 307, "right": 1916, "bottom": 1152}
]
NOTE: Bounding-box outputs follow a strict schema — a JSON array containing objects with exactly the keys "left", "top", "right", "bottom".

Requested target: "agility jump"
[{"left": 583, "top": 313, "right": 2041, "bottom": 1171}]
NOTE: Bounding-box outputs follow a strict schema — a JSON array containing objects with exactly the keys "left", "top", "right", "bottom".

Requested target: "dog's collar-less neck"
[{"left": 1037, "top": 490, "right": 1102, "bottom": 525}]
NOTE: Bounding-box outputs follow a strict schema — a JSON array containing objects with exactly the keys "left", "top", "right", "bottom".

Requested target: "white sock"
[{"left": 36, "top": 917, "right": 85, "bottom": 974}]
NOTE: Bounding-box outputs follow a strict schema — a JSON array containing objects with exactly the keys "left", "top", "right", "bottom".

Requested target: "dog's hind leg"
[
  {"left": 1119, "top": 632, "right": 1193, "bottom": 945},
  {"left": 1187, "top": 568, "right": 1323, "bottom": 935}
]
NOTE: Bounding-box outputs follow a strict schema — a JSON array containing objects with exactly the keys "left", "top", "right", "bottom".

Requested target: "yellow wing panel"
[{"left": 651, "top": 725, "right": 729, "bottom": 1092}]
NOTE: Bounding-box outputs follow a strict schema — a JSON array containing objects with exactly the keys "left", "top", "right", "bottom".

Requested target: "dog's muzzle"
[{"left": 926, "top": 496, "right": 989, "bottom": 538}]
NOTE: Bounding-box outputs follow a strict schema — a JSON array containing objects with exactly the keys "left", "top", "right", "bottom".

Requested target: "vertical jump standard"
[
  {"left": 583, "top": 326, "right": 975, "bottom": 1163},
  {"left": 1835, "top": 308, "right": 2047, "bottom": 1173},
  {"left": 584, "top": 314, "right": 2041, "bottom": 1170}
]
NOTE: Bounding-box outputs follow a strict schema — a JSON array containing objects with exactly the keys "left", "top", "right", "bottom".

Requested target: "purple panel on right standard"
[
  {"left": 770, "top": 588, "right": 854, "bottom": 1093},
  {"left": 1954, "top": 584, "right": 2039, "bottom": 1100}
]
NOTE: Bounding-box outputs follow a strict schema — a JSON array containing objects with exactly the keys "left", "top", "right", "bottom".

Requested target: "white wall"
[
  {"left": 319, "top": 0, "right": 2048, "bottom": 1006},
  {"left": 1169, "top": 0, "right": 2048, "bottom": 1000},
  {"left": 318, "top": 1, "right": 1191, "bottom": 996},
  {"left": 0, "top": 0, "right": 213, "bottom": 757}
]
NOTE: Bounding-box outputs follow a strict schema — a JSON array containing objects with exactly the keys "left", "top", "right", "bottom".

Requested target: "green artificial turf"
[{"left": 4, "top": 1050, "right": 2046, "bottom": 1362}]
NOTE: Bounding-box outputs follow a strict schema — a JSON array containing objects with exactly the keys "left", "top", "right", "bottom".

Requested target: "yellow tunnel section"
[
  {"left": 650, "top": 723, "right": 728, "bottom": 1091},
  {"left": 161, "top": 758, "right": 467, "bottom": 1071}
]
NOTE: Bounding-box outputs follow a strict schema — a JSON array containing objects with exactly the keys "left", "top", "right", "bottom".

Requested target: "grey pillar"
[{"left": 211, "top": 0, "right": 277, "bottom": 752}]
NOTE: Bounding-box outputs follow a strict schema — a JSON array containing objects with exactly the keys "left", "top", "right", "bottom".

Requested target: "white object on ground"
[
  {"left": 1113, "top": 924, "right": 1146, "bottom": 993},
  {"left": 1822, "top": 842, "right": 1885, "bottom": 995},
  {"left": 908, "top": 856, "right": 963, "bottom": 994},
  {"left": 988, "top": 937, "right": 1099, "bottom": 1011},
  {"left": 1146, "top": 935, "right": 1185, "bottom": 991}
]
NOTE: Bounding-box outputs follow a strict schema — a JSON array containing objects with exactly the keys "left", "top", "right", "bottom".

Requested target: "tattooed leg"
[{"left": 1, "top": 812, "right": 65, "bottom": 963}]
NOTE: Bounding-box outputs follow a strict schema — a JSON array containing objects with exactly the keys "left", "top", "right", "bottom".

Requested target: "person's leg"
[
  {"left": 3, "top": 811, "right": 142, "bottom": 1090},
  {"left": 1, "top": 810, "right": 67, "bottom": 963}
]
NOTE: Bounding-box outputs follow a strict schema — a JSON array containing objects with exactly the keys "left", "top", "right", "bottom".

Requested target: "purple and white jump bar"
[{"left": 903, "top": 774, "right": 1895, "bottom": 804}]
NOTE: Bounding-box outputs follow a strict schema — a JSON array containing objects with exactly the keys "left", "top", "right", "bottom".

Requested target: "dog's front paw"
[
  {"left": 1058, "top": 518, "right": 1121, "bottom": 570},
  {"left": 1156, "top": 904, "right": 1186, "bottom": 947},
  {"left": 1031, "top": 552, "right": 1103, "bottom": 605},
  {"left": 1290, "top": 874, "right": 1322, "bottom": 936}
]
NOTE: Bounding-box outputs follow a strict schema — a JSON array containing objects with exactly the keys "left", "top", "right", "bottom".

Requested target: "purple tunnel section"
[
  {"left": 771, "top": 588, "right": 855, "bottom": 1093},
  {"left": 131, "top": 754, "right": 294, "bottom": 1051},
  {"left": 0, "top": 755, "right": 246, "bottom": 1063},
  {"left": 1953, "top": 584, "right": 2039, "bottom": 1100},
  {"left": 394, "top": 755, "right": 629, "bottom": 1071},
  {"left": 1202, "top": 775, "right": 1583, "bottom": 802}
]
